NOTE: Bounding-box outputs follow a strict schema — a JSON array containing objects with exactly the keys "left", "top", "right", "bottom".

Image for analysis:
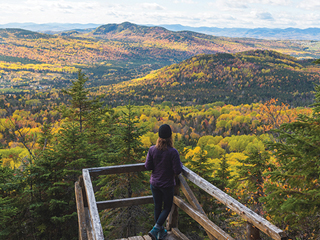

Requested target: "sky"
[{"left": 1, "top": 0, "right": 320, "bottom": 29}]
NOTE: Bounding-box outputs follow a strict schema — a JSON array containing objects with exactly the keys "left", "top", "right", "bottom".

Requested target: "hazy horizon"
[
  {"left": 1, "top": 0, "right": 320, "bottom": 29},
  {"left": 1, "top": 22, "right": 320, "bottom": 30}
]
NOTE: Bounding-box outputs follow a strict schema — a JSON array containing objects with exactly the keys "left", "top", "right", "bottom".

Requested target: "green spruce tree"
[
  {"left": 28, "top": 122, "right": 90, "bottom": 239},
  {"left": 61, "top": 69, "right": 103, "bottom": 132},
  {"left": 97, "top": 103, "right": 149, "bottom": 239},
  {"left": 236, "top": 150, "right": 270, "bottom": 215},
  {"left": 25, "top": 70, "right": 115, "bottom": 239},
  {"left": 0, "top": 159, "right": 26, "bottom": 240},
  {"left": 62, "top": 70, "right": 117, "bottom": 164},
  {"left": 262, "top": 84, "right": 320, "bottom": 238}
]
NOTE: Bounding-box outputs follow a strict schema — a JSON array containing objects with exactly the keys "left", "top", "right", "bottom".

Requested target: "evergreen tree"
[
  {"left": 97, "top": 104, "right": 149, "bottom": 239},
  {"left": 28, "top": 122, "right": 90, "bottom": 239},
  {"left": 24, "top": 70, "right": 114, "bottom": 239},
  {"left": 60, "top": 69, "right": 117, "bottom": 164},
  {"left": 0, "top": 70, "right": 118, "bottom": 239},
  {"left": 206, "top": 154, "right": 234, "bottom": 231},
  {"left": 236, "top": 150, "right": 270, "bottom": 215},
  {"left": 115, "top": 103, "right": 147, "bottom": 166},
  {"left": 186, "top": 143, "right": 213, "bottom": 181},
  {"left": 174, "top": 134, "right": 187, "bottom": 163},
  {"left": 60, "top": 69, "right": 104, "bottom": 133},
  {"left": 262, "top": 84, "right": 320, "bottom": 238},
  {"left": 214, "top": 154, "right": 233, "bottom": 191},
  {"left": 0, "top": 159, "right": 26, "bottom": 240},
  {"left": 185, "top": 144, "right": 221, "bottom": 231}
]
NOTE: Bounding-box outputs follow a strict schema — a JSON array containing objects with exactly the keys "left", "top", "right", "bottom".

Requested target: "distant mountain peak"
[
  {"left": 0, "top": 28, "right": 51, "bottom": 39},
  {"left": 1, "top": 22, "right": 320, "bottom": 40},
  {"left": 160, "top": 24, "right": 320, "bottom": 40},
  {"left": 92, "top": 22, "right": 168, "bottom": 36}
]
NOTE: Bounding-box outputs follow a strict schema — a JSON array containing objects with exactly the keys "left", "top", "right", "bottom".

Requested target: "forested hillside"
[
  {"left": 102, "top": 50, "right": 320, "bottom": 107},
  {"left": 0, "top": 71, "right": 319, "bottom": 239},
  {"left": 1, "top": 22, "right": 320, "bottom": 96},
  {"left": 2, "top": 48, "right": 320, "bottom": 110},
  {"left": 1, "top": 22, "right": 320, "bottom": 240}
]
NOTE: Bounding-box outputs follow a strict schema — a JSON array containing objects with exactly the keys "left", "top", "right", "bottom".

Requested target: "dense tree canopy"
[{"left": 0, "top": 69, "right": 319, "bottom": 239}]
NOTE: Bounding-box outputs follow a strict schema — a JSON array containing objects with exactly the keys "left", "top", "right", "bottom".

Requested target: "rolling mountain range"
[
  {"left": 0, "top": 22, "right": 100, "bottom": 33},
  {"left": 2, "top": 22, "right": 320, "bottom": 40},
  {"left": 70, "top": 22, "right": 320, "bottom": 60},
  {"left": 159, "top": 24, "right": 320, "bottom": 41},
  {"left": 101, "top": 50, "right": 320, "bottom": 107},
  {"left": 0, "top": 22, "right": 320, "bottom": 107}
]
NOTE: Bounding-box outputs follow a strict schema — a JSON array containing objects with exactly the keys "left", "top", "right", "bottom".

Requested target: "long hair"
[{"left": 156, "top": 136, "right": 173, "bottom": 151}]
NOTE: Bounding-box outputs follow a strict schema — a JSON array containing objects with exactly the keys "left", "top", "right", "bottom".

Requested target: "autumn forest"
[{"left": 0, "top": 22, "right": 319, "bottom": 240}]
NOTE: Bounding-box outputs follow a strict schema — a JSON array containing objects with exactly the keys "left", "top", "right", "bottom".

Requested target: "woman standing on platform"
[{"left": 145, "top": 124, "right": 183, "bottom": 240}]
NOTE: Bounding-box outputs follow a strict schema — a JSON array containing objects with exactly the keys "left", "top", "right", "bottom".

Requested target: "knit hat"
[{"left": 158, "top": 124, "right": 172, "bottom": 139}]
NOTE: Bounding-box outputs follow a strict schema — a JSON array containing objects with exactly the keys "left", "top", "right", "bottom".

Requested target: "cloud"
[
  {"left": 140, "top": 3, "right": 165, "bottom": 11},
  {"left": 23, "top": 0, "right": 101, "bottom": 12},
  {"left": 173, "top": 0, "right": 197, "bottom": 3},
  {"left": 298, "top": 0, "right": 320, "bottom": 10},
  {"left": 0, "top": 0, "right": 320, "bottom": 29},
  {"left": 209, "top": 0, "right": 291, "bottom": 9},
  {"left": 0, "top": 0, "right": 105, "bottom": 23},
  {"left": 209, "top": 0, "right": 248, "bottom": 10},
  {"left": 54, "top": 2, "right": 73, "bottom": 10},
  {"left": 247, "top": 0, "right": 291, "bottom": 5},
  {"left": 256, "top": 12, "right": 274, "bottom": 20}
]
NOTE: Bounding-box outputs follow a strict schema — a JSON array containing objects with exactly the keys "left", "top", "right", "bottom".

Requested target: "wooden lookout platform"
[{"left": 75, "top": 163, "right": 288, "bottom": 240}]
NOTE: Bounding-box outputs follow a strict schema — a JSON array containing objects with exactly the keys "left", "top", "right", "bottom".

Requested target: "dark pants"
[{"left": 150, "top": 184, "right": 174, "bottom": 226}]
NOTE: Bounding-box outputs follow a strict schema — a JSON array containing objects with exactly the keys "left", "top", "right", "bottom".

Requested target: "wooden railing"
[{"left": 75, "top": 163, "right": 288, "bottom": 240}]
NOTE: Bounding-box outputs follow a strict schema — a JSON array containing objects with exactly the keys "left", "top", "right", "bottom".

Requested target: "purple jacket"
[{"left": 145, "top": 145, "right": 183, "bottom": 188}]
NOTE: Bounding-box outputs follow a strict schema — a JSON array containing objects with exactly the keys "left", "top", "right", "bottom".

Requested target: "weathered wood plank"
[
  {"left": 97, "top": 196, "right": 154, "bottom": 210},
  {"left": 84, "top": 207, "right": 94, "bottom": 240},
  {"left": 178, "top": 175, "right": 215, "bottom": 240},
  {"left": 143, "top": 235, "right": 152, "bottom": 240},
  {"left": 182, "top": 166, "right": 287, "bottom": 240},
  {"left": 82, "top": 169, "right": 104, "bottom": 240},
  {"left": 178, "top": 175, "right": 204, "bottom": 214},
  {"left": 128, "top": 236, "right": 144, "bottom": 240},
  {"left": 166, "top": 176, "right": 180, "bottom": 230},
  {"left": 171, "top": 228, "right": 190, "bottom": 240},
  {"left": 163, "top": 231, "right": 183, "bottom": 240},
  {"left": 87, "top": 163, "right": 147, "bottom": 177},
  {"left": 75, "top": 181, "right": 88, "bottom": 240},
  {"left": 174, "top": 196, "right": 234, "bottom": 240},
  {"left": 79, "top": 176, "right": 88, "bottom": 207}
]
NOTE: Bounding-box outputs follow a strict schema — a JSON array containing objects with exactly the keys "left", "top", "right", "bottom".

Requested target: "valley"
[
  {"left": 0, "top": 22, "right": 320, "bottom": 106},
  {"left": 0, "top": 22, "right": 320, "bottom": 240}
]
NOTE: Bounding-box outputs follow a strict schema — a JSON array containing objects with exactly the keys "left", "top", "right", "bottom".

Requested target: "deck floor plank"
[
  {"left": 166, "top": 231, "right": 185, "bottom": 240},
  {"left": 128, "top": 236, "right": 144, "bottom": 240},
  {"left": 115, "top": 231, "right": 187, "bottom": 240}
]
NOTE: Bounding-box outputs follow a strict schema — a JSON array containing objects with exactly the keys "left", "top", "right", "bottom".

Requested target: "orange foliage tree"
[{"left": 254, "top": 98, "right": 311, "bottom": 134}]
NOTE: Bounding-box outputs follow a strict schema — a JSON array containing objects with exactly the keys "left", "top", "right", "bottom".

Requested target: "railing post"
[
  {"left": 182, "top": 166, "right": 287, "bottom": 240},
  {"left": 166, "top": 176, "right": 180, "bottom": 230},
  {"left": 247, "top": 222, "right": 261, "bottom": 240},
  {"left": 178, "top": 175, "right": 216, "bottom": 240},
  {"left": 75, "top": 181, "right": 88, "bottom": 240},
  {"left": 82, "top": 169, "right": 104, "bottom": 240},
  {"left": 79, "top": 176, "right": 88, "bottom": 207}
]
